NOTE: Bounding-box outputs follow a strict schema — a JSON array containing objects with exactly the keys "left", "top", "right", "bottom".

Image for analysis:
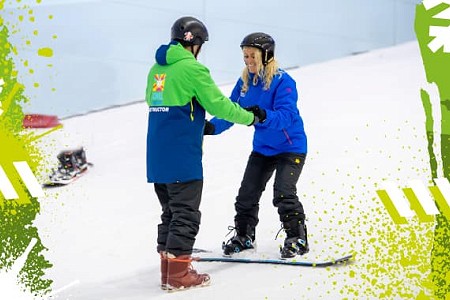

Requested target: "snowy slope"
[{"left": 32, "top": 41, "right": 429, "bottom": 300}]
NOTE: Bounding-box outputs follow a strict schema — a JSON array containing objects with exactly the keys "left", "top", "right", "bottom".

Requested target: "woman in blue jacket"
[{"left": 207, "top": 32, "right": 309, "bottom": 259}]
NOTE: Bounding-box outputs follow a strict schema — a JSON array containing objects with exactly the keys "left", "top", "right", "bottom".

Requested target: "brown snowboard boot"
[
  {"left": 160, "top": 251, "right": 168, "bottom": 290},
  {"left": 166, "top": 253, "right": 210, "bottom": 291}
]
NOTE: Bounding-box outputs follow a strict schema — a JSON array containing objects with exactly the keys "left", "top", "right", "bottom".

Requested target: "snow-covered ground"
[{"left": 31, "top": 41, "right": 431, "bottom": 299}]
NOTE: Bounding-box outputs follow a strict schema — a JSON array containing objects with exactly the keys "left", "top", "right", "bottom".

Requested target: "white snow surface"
[{"left": 29, "top": 41, "right": 430, "bottom": 299}]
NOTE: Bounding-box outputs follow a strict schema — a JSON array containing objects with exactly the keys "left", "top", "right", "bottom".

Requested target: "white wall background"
[{"left": 2, "top": 0, "right": 421, "bottom": 117}]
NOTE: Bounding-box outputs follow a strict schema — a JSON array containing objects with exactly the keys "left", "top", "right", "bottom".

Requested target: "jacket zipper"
[
  {"left": 190, "top": 100, "right": 194, "bottom": 121},
  {"left": 283, "top": 129, "right": 293, "bottom": 145}
]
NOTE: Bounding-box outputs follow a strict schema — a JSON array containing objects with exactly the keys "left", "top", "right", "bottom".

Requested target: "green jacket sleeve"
[{"left": 189, "top": 62, "right": 254, "bottom": 126}]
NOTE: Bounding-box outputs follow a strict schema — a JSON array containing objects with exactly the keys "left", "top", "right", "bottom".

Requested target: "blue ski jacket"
[{"left": 210, "top": 70, "right": 307, "bottom": 156}]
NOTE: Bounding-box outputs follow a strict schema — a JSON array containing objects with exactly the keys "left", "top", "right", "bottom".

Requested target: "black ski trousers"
[
  {"left": 154, "top": 180, "right": 202, "bottom": 256},
  {"left": 234, "top": 151, "right": 306, "bottom": 228}
]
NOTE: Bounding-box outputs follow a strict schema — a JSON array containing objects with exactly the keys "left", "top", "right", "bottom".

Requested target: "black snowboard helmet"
[
  {"left": 171, "top": 16, "right": 209, "bottom": 46},
  {"left": 240, "top": 32, "right": 275, "bottom": 65}
]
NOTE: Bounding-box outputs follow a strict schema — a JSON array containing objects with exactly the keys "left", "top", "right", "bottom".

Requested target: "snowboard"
[
  {"left": 192, "top": 248, "right": 353, "bottom": 267},
  {"left": 194, "top": 254, "right": 353, "bottom": 267},
  {"left": 43, "top": 162, "right": 93, "bottom": 188}
]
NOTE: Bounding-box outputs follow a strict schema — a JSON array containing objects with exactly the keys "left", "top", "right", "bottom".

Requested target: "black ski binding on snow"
[{"left": 44, "top": 147, "right": 92, "bottom": 187}]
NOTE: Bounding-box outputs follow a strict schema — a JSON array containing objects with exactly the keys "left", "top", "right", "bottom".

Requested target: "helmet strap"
[
  {"left": 263, "top": 51, "right": 268, "bottom": 66},
  {"left": 191, "top": 44, "right": 202, "bottom": 59}
]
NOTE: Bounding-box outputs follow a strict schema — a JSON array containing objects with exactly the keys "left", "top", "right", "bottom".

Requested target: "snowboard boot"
[
  {"left": 166, "top": 253, "right": 210, "bottom": 291},
  {"left": 280, "top": 218, "right": 309, "bottom": 259},
  {"left": 49, "top": 148, "right": 89, "bottom": 184},
  {"left": 57, "top": 150, "right": 79, "bottom": 176},
  {"left": 73, "top": 147, "right": 88, "bottom": 171},
  {"left": 222, "top": 222, "right": 255, "bottom": 256},
  {"left": 160, "top": 251, "right": 168, "bottom": 290},
  {"left": 57, "top": 148, "right": 88, "bottom": 174}
]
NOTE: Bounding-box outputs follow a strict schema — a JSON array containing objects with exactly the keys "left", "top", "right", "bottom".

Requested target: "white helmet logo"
[{"left": 184, "top": 31, "right": 194, "bottom": 41}]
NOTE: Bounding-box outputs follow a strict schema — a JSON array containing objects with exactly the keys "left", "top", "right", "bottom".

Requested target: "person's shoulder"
[
  {"left": 173, "top": 55, "right": 208, "bottom": 73},
  {"left": 276, "top": 68, "right": 294, "bottom": 79},
  {"left": 190, "top": 59, "right": 212, "bottom": 76},
  {"left": 175, "top": 54, "right": 205, "bottom": 68},
  {"left": 274, "top": 69, "right": 296, "bottom": 84},
  {"left": 235, "top": 76, "right": 244, "bottom": 85}
]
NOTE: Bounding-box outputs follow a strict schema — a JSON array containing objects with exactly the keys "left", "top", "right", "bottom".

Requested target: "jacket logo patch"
[
  {"left": 151, "top": 74, "right": 166, "bottom": 105},
  {"left": 152, "top": 74, "right": 166, "bottom": 92}
]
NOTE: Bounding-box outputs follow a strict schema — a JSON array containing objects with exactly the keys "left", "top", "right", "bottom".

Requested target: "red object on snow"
[{"left": 23, "top": 114, "right": 61, "bottom": 128}]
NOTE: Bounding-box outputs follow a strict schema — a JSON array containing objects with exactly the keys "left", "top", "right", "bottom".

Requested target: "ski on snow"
[{"left": 194, "top": 254, "right": 353, "bottom": 267}]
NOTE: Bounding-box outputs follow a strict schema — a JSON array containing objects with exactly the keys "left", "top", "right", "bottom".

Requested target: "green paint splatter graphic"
[
  {"left": 1, "top": 1, "right": 54, "bottom": 297},
  {"left": 415, "top": 2, "right": 450, "bottom": 299}
]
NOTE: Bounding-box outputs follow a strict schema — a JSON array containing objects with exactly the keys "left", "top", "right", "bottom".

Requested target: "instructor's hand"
[{"left": 246, "top": 105, "right": 267, "bottom": 125}]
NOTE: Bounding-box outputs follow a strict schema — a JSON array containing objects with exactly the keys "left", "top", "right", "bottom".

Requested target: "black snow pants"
[
  {"left": 154, "top": 180, "right": 203, "bottom": 256},
  {"left": 234, "top": 151, "right": 306, "bottom": 230}
]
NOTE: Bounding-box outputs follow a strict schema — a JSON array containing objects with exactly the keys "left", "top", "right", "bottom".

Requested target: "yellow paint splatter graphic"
[
  {"left": 294, "top": 118, "right": 435, "bottom": 298},
  {"left": 37, "top": 47, "right": 53, "bottom": 58}
]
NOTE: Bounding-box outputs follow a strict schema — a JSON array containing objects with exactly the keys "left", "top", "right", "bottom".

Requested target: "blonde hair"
[{"left": 241, "top": 46, "right": 279, "bottom": 93}]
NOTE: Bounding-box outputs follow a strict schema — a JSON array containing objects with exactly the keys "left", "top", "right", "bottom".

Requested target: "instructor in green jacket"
[{"left": 145, "top": 16, "right": 265, "bottom": 291}]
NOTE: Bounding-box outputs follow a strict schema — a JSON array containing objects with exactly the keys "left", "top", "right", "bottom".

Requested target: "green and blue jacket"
[{"left": 145, "top": 42, "right": 254, "bottom": 183}]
